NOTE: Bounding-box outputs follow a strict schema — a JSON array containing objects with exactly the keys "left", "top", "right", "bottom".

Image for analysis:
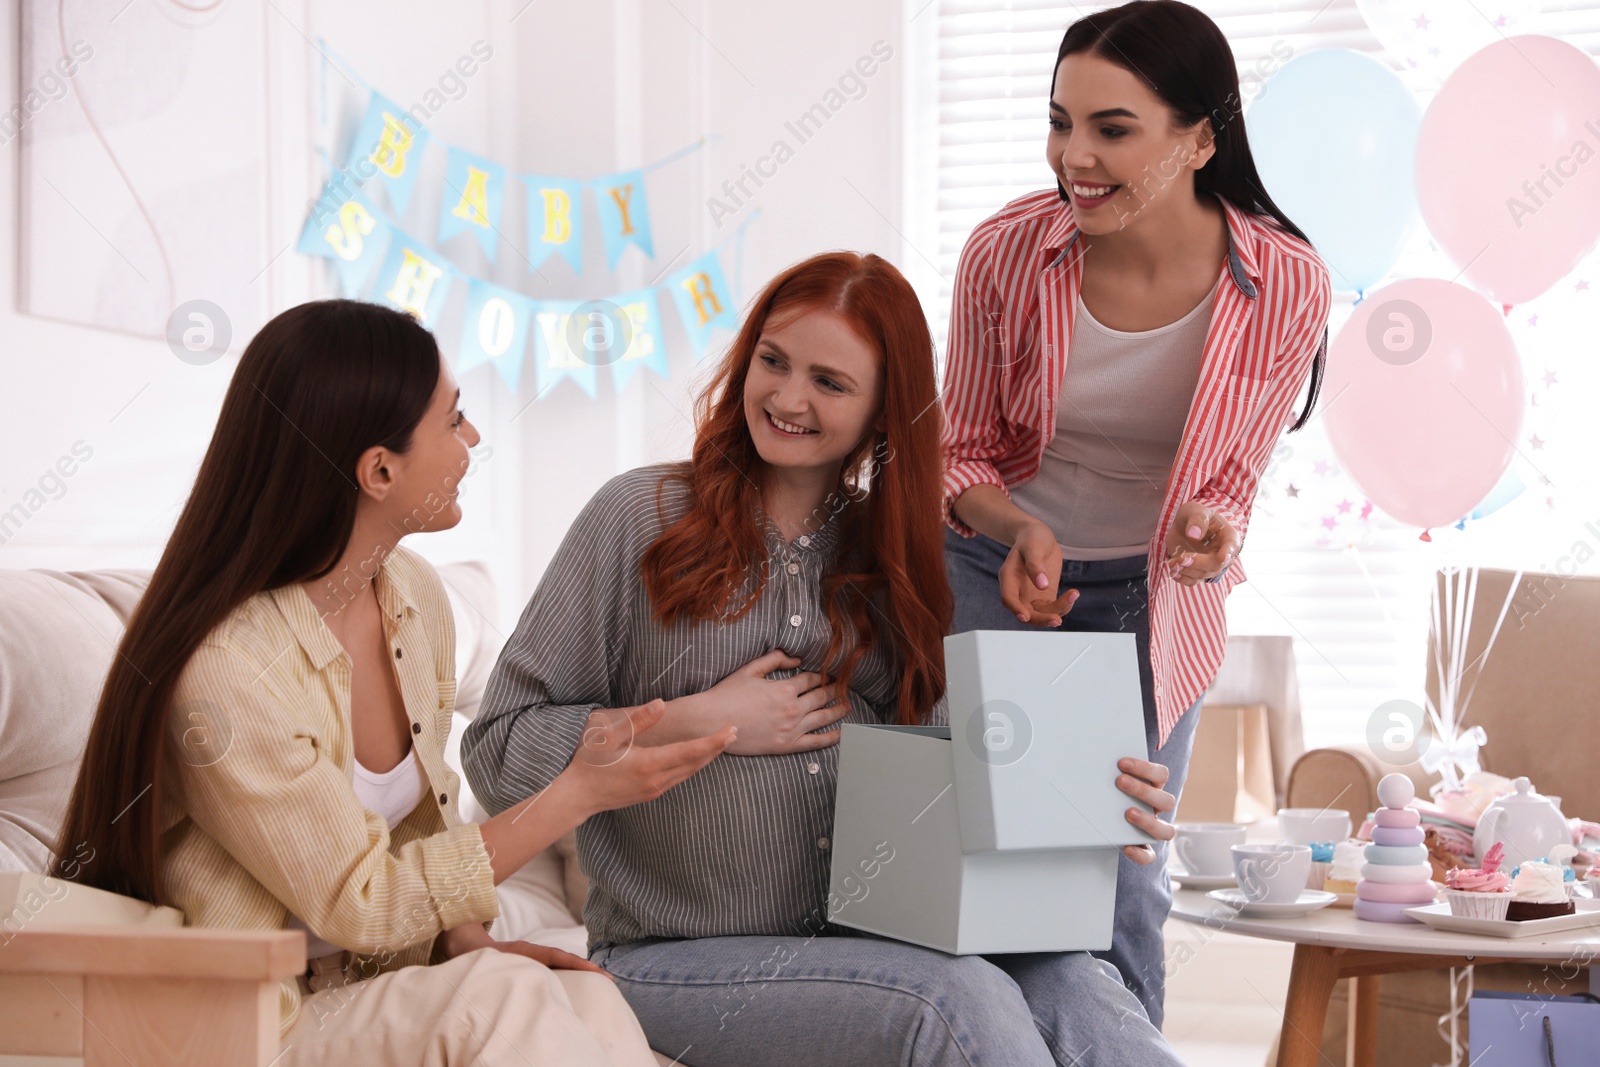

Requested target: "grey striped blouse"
[{"left": 461, "top": 463, "right": 946, "bottom": 949}]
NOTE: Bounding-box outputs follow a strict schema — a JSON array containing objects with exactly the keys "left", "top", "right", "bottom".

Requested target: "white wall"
[{"left": 0, "top": 0, "right": 907, "bottom": 631}]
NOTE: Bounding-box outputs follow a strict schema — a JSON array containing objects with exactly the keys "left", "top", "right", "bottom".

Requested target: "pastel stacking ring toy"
[{"left": 1353, "top": 774, "right": 1435, "bottom": 923}]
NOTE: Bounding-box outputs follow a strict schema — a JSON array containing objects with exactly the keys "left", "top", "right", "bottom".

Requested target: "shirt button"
[
  {"left": 798, "top": 535, "right": 810, "bottom": 547},
  {"left": 786, "top": 562, "right": 800, "bottom": 575},
  {"left": 439, "top": 793, "right": 448, "bottom": 805},
  {"left": 807, "top": 761, "right": 820, "bottom": 775},
  {"left": 816, "top": 836, "right": 830, "bottom": 849},
  {"left": 411, "top": 722, "right": 422, "bottom": 734},
  {"left": 394, "top": 648, "right": 403, "bottom": 659},
  {"left": 789, "top": 614, "right": 802, "bottom": 627}
]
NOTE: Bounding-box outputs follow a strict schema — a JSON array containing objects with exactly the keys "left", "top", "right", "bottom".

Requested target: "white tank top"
[
  {"left": 1008, "top": 275, "right": 1218, "bottom": 560},
  {"left": 286, "top": 746, "right": 429, "bottom": 961}
]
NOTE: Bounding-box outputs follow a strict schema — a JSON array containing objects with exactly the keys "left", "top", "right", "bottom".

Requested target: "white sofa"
[{"left": 0, "top": 560, "right": 681, "bottom": 1065}]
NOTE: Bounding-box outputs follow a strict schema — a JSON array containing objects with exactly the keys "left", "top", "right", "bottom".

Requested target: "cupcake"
[
  {"left": 1306, "top": 842, "right": 1335, "bottom": 890},
  {"left": 1443, "top": 841, "right": 1512, "bottom": 920},
  {"left": 1325, "top": 840, "right": 1364, "bottom": 896},
  {"left": 1506, "top": 860, "right": 1576, "bottom": 921}
]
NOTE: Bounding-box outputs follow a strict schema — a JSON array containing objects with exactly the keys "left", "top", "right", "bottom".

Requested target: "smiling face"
[
  {"left": 742, "top": 308, "right": 885, "bottom": 485},
  {"left": 373, "top": 361, "right": 481, "bottom": 534},
  {"left": 1047, "top": 51, "right": 1215, "bottom": 233}
]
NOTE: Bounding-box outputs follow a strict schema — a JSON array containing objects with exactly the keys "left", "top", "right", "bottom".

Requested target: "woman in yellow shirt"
[{"left": 51, "top": 299, "right": 733, "bottom": 1065}]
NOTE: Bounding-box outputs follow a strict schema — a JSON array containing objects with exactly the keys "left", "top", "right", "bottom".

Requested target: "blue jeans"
[
  {"left": 591, "top": 932, "right": 1184, "bottom": 1066},
  {"left": 943, "top": 527, "right": 1204, "bottom": 1031}
]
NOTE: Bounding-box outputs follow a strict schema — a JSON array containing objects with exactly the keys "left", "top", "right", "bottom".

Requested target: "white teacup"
[
  {"left": 1173, "top": 823, "right": 1247, "bottom": 878},
  {"left": 1232, "top": 843, "right": 1313, "bottom": 904},
  {"left": 1277, "top": 808, "right": 1351, "bottom": 847}
]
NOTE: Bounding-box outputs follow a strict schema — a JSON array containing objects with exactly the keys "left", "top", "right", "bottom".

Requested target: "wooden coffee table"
[{"left": 1169, "top": 888, "right": 1600, "bottom": 1067}]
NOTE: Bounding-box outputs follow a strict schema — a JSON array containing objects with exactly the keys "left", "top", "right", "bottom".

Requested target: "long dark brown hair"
[
  {"left": 1054, "top": 0, "right": 1327, "bottom": 431},
  {"left": 50, "top": 299, "right": 442, "bottom": 904},
  {"left": 640, "top": 252, "right": 951, "bottom": 725}
]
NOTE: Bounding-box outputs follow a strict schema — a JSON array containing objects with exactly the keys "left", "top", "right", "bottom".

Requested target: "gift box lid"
[{"left": 944, "top": 629, "right": 1154, "bottom": 854}]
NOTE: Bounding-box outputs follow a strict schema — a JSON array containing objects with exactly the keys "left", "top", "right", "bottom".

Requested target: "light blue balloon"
[
  {"left": 1469, "top": 465, "right": 1526, "bottom": 521},
  {"left": 1246, "top": 49, "right": 1421, "bottom": 295}
]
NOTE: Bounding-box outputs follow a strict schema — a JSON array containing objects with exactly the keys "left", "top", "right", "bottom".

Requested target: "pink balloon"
[
  {"left": 1415, "top": 35, "right": 1600, "bottom": 306},
  {"left": 1323, "top": 279, "right": 1524, "bottom": 530}
]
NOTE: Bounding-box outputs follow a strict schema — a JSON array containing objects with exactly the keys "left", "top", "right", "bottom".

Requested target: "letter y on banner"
[{"left": 593, "top": 169, "right": 654, "bottom": 270}]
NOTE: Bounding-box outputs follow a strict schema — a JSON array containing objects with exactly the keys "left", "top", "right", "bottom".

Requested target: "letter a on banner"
[
  {"left": 374, "top": 228, "right": 452, "bottom": 328},
  {"left": 593, "top": 169, "right": 654, "bottom": 270},
  {"left": 459, "top": 278, "right": 532, "bottom": 390},
  {"left": 348, "top": 94, "right": 430, "bottom": 216},
  {"left": 439, "top": 147, "right": 507, "bottom": 262},
  {"left": 666, "top": 251, "right": 739, "bottom": 361},
  {"left": 524, "top": 175, "right": 586, "bottom": 273}
]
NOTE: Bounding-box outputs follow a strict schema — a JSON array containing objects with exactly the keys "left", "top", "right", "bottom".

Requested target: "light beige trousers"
[{"left": 277, "top": 946, "right": 659, "bottom": 1066}]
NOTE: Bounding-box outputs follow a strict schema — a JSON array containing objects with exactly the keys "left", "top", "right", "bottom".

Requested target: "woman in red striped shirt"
[{"left": 942, "top": 0, "right": 1332, "bottom": 1028}]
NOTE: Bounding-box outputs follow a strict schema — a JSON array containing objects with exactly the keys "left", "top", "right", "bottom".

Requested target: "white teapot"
[{"left": 1472, "top": 776, "right": 1570, "bottom": 869}]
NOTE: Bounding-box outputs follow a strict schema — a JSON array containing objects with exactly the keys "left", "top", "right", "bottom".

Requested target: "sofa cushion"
[
  {"left": 0, "top": 570, "right": 132, "bottom": 871},
  {"left": 1, "top": 561, "right": 508, "bottom": 873},
  {"left": 444, "top": 710, "right": 585, "bottom": 940},
  {"left": 435, "top": 560, "right": 499, "bottom": 720}
]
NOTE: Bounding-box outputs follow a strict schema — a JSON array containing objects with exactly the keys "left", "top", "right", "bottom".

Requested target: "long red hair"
[{"left": 640, "top": 252, "right": 950, "bottom": 724}]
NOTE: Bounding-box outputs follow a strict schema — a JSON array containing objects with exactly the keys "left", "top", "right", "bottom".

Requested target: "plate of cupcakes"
[{"left": 1405, "top": 841, "right": 1600, "bottom": 938}]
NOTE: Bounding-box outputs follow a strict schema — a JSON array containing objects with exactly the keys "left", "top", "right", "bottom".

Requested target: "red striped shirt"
[{"left": 941, "top": 189, "right": 1332, "bottom": 745}]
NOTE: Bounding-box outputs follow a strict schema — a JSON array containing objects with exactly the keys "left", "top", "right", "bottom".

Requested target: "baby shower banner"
[{"left": 295, "top": 44, "right": 745, "bottom": 395}]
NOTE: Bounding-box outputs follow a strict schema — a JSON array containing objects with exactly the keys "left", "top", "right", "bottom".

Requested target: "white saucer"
[
  {"left": 1171, "top": 867, "right": 1236, "bottom": 891},
  {"left": 1206, "top": 888, "right": 1338, "bottom": 918}
]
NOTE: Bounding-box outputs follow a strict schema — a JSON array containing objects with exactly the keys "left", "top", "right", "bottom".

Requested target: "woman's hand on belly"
[
  {"left": 654, "top": 649, "right": 851, "bottom": 757},
  {"left": 1001, "top": 520, "right": 1079, "bottom": 626}
]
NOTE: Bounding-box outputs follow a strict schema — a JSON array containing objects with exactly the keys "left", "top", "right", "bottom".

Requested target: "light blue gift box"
[{"left": 826, "top": 630, "right": 1152, "bottom": 954}]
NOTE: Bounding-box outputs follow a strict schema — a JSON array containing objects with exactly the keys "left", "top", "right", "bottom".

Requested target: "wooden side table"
[{"left": 1169, "top": 889, "right": 1600, "bottom": 1067}]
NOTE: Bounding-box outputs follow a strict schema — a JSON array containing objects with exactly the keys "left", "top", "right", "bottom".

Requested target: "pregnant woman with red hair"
[{"left": 464, "top": 251, "right": 1186, "bottom": 1066}]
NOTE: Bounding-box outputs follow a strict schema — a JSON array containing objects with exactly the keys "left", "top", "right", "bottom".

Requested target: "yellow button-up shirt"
[{"left": 159, "top": 546, "right": 499, "bottom": 1040}]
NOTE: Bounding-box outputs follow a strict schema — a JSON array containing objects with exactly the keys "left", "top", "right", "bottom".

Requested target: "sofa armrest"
[
  {"left": 1285, "top": 745, "right": 1431, "bottom": 833},
  {"left": 0, "top": 926, "right": 303, "bottom": 1066}
]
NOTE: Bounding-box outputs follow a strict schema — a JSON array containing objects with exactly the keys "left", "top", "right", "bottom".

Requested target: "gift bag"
[
  {"left": 1173, "top": 702, "right": 1275, "bottom": 824},
  {"left": 1468, "top": 991, "right": 1600, "bottom": 1065}
]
